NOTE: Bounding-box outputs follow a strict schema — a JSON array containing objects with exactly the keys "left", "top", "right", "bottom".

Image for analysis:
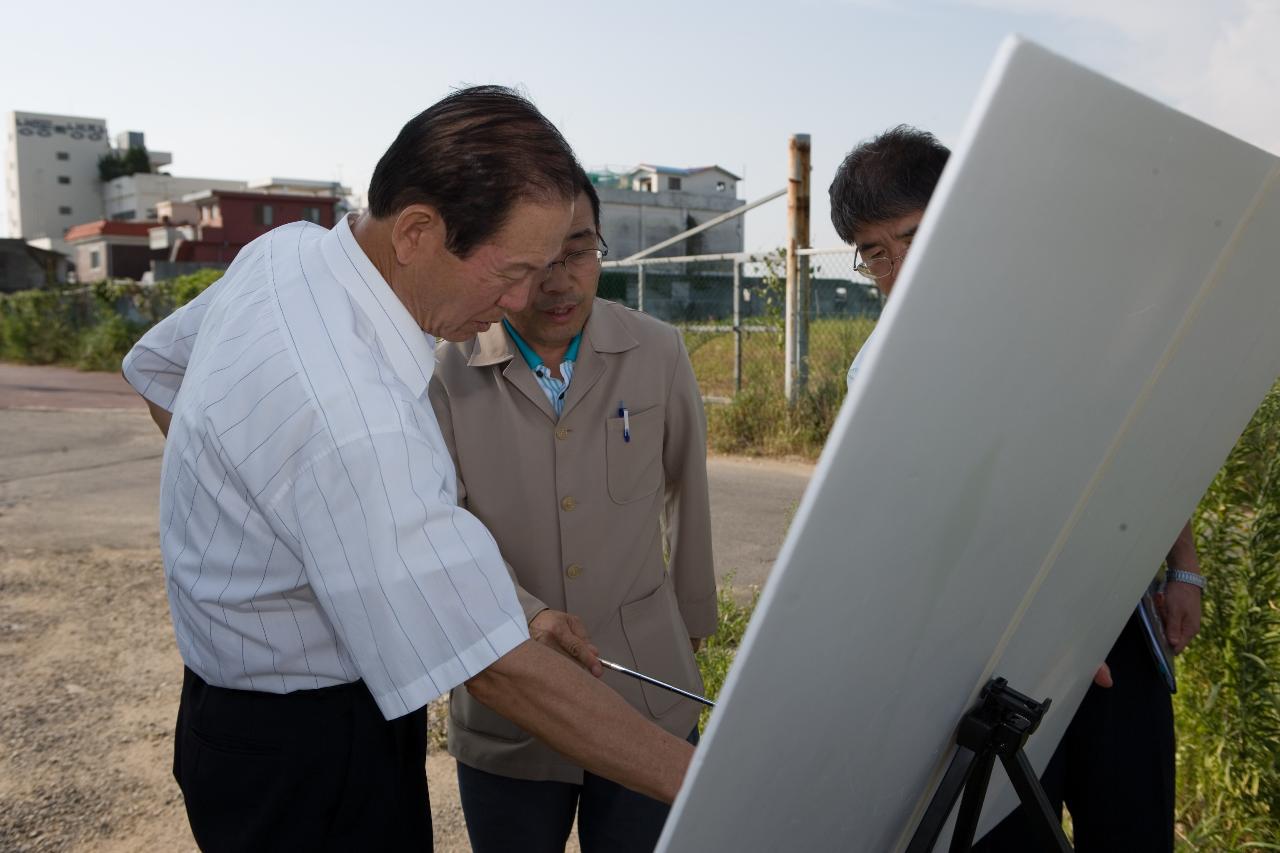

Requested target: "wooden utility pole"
[{"left": 785, "top": 133, "right": 812, "bottom": 405}]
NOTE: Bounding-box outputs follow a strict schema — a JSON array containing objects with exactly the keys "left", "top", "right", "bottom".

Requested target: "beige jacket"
[{"left": 429, "top": 299, "right": 717, "bottom": 783}]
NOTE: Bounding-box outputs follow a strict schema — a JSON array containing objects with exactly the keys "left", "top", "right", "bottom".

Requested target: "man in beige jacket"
[{"left": 429, "top": 165, "right": 718, "bottom": 853}]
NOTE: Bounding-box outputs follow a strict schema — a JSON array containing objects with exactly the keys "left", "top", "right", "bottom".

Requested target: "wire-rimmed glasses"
[{"left": 547, "top": 239, "right": 610, "bottom": 279}]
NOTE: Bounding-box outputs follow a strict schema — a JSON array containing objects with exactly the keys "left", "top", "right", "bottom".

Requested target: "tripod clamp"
[{"left": 906, "top": 678, "right": 1072, "bottom": 853}]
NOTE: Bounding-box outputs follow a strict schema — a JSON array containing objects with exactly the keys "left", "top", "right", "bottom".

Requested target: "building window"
[
  {"left": 716, "top": 181, "right": 727, "bottom": 192},
  {"left": 255, "top": 204, "right": 274, "bottom": 226},
  {"left": 668, "top": 177, "right": 682, "bottom": 191},
  {"left": 90, "top": 250, "right": 101, "bottom": 268},
  {"left": 59, "top": 206, "right": 72, "bottom": 216},
  {"left": 58, "top": 175, "right": 71, "bottom": 185},
  {"left": 301, "top": 206, "right": 321, "bottom": 224},
  {"left": 56, "top": 151, "right": 70, "bottom": 161}
]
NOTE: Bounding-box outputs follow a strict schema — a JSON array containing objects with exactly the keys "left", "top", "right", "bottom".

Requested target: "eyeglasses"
[
  {"left": 545, "top": 240, "right": 609, "bottom": 280},
  {"left": 854, "top": 248, "right": 908, "bottom": 281}
]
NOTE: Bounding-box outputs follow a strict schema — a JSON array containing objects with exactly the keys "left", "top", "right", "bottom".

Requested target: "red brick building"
[{"left": 167, "top": 190, "right": 340, "bottom": 264}]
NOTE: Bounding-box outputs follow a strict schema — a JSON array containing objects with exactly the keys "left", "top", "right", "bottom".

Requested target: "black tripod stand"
[{"left": 906, "top": 677, "right": 1072, "bottom": 853}]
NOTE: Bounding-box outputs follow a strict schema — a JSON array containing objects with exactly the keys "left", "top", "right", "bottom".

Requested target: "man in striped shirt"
[{"left": 123, "top": 86, "right": 694, "bottom": 851}]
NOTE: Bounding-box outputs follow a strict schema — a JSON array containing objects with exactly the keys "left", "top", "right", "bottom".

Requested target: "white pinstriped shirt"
[{"left": 122, "top": 215, "right": 528, "bottom": 720}]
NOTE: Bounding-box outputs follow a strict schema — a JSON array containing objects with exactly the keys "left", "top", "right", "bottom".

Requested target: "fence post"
[
  {"left": 785, "top": 133, "right": 812, "bottom": 405},
  {"left": 733, "top": 259, "right": 743, "bottom": 396},
  {"left": 637, "top": 265, "right": 646, "bottom": 314}
]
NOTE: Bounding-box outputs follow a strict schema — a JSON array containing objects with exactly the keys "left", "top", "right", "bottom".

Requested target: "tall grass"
[
  {"left": 1175, "top": 379, "right": 1280, "bottom": 850},
  {"left": 695, "top": 581, "right": 761, "bottom": 733},
  {"left": 686, "top": 316, "right": 874, "bottom": 457}
]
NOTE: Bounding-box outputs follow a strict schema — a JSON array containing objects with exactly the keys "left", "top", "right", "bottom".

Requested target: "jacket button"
[
  {"left": 561, "top": 496, "right": 577, "bottom": 512},
  {"left": 566, "top": 563, "right": 583, "bottom": 579},
  {"left": 555, "top": 427, "right": 570, "bottom": 440}
]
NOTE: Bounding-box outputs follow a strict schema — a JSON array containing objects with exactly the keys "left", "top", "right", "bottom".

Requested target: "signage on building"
[{"left": 15, "top": 116, "right": 106, "bottom": 141}]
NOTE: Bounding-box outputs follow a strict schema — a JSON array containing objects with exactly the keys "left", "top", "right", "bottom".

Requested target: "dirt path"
[{"left": 0, "top": 363, "right": 811, "bottom": 851}]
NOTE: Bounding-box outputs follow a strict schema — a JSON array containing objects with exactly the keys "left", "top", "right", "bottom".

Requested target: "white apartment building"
[
  {"left": 5, "top": 112, "right": 110, "bottom": 253},
  {"left": 5, "top": 111, "right": 248, "bottom": 257}
]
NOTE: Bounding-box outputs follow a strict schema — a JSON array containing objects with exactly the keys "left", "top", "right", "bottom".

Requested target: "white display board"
[{"left": 659, "top": 36, "right": 1280, "bottom": 853}]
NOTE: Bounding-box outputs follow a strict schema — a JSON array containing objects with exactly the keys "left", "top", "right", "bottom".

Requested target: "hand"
[
  {"left": 529, "top": 610, "right": 603, "bottom": 677},
  {"left": 690, "top": 637, "right": 704, "bottom": 654},
  {"left": 1093, "top": 663, "right": 1113, "bottom": 688},
  {"left": 1160, "top": 581, "right": 1203, "bottom": 655}
]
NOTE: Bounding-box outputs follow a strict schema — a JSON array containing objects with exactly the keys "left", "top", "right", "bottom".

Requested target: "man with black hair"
[
  {"left": 122, "top": 86, "right": 694, "bottom": 851},
  {"left": 830, "top": 125, "right": 950, "bottom": 388},
  {"left": 430, "top": 165, "right": 716, "bottom": 853},
  {"left": 831, "top": 126, "right": 1204, "bottom": 852}
]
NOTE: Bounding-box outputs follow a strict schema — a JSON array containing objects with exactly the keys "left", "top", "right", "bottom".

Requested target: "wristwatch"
[{"left": 1166, "top": 569, "right": 1206, "bottom": 591}]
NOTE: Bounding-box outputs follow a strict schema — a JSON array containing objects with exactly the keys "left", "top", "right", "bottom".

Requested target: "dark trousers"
[
  {"left": 456, "top": 728, "right": 699, "bottom": 853},
  {"left": 174, "top": 667, "right": 431, "bottom": 852},
  {"left": 974, "top": 611, "right": 1176, "bottom": 852}
]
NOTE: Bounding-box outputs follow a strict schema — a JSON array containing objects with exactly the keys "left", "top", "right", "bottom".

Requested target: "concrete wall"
[
  {"left": 598, "top": 186, "right": 745, "bottom": 260},
  {"left": 0, "top": 240, "right": 70, "bottom": 292}
]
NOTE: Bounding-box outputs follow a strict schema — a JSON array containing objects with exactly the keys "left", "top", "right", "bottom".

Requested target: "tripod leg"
[
  {"left": 950, "top": 750, "right": 996, "bottom": 853},
  {"left": 999, "top": 749, "right": 1072, "bottom": 853},
  {"left": 906, "top": 746, "right": 980, "bottom": 853}
]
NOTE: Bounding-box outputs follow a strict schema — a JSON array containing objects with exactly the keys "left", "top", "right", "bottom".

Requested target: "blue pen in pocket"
[{"left": 618, "top": 401, "right": 631, "bottom": 443}]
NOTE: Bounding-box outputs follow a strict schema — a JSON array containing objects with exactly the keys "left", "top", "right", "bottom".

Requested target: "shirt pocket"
[{"left": 605, "top": 404, "right": 664, "bottom": 504}]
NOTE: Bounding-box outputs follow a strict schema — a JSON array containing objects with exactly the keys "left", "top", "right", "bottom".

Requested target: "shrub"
[
  {"left": 707, "top": 377, "right": 845, "bottom": 458},
  {"left": 0, "top": 288, "right": 77, "bottom": 364},
  {"left": 1174, "top": 379, "right": 1280, "bottom": 849}
]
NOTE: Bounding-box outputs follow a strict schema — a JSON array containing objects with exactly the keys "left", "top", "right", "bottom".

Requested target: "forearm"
[
  {"left": 1166, "top": 520, "right": 1200, "bottom": 574},
  {"left": 466, "top": 640, "right": 693, "bottom": 803}
]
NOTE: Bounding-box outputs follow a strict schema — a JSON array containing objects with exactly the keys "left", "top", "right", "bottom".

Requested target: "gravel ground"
[
  {"left": 0, "top": 546, "right": 492, "bottom": 853},
  {"left": 0, "top": 364, "right": 808, "bottom": 851}
]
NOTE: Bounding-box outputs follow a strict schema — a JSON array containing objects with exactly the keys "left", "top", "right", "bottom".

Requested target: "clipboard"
[{"left": 1137, "top": 579, "right": 1177, "bottom": 694}]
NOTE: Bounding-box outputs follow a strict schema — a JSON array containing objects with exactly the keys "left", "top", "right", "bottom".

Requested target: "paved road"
[{"left": 0, "top": 363, "right": 813, "bottom": 588}]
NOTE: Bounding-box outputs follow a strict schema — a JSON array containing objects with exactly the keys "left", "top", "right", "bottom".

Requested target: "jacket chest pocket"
[{"left": 605, "top": 405, "right": 663, "bottom": 504}]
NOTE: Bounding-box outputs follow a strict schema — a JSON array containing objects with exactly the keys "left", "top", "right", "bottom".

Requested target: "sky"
[{"left": 2, "top": 0, "right": 1277, "bottom": 251}]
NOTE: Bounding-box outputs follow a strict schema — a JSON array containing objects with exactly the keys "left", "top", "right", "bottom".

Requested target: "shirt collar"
[
  {"left": 467, "top": 300, "right": 635, "bottom": 368},
  {"left": 320, "top": 213, "right": 436, "bottom": 399},
  {"left": 500, "top": 318, "right": 581, "bottom": 373}
]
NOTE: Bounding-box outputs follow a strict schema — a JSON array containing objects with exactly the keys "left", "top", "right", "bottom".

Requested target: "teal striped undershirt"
[{"left": 502, "top": 318, "right": 582, "bottom": 417}]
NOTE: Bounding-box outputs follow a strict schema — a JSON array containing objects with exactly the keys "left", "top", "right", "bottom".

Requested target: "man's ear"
[{"left": 390, "top": 204, "right": 446, "bottom": 266}]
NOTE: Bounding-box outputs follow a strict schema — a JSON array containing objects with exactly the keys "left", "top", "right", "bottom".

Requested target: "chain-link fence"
[{"left": 601, "top": 248, "right": 882, "bottom": 401}]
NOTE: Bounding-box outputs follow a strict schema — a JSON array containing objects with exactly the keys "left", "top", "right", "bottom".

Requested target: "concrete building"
[
  {"left": 246, "top": 177, "right": 351, "bottom": 199},
  {"left": 5, "top": 112, "right": 111, "bottom": 254},
  {"left": 0, "top": 239, "right": 71, "bottom": 292},
  {"left": 103, "top": 173, "right": 247, "bottom": 222},
  {"left": 5, "top": 113, "right": 180, "bottom": 255},
  {"left": 64, "top": 220, "right": 163, "bottom": 283},
  {"left": 589, "top": 164, "right": 744, "bottom": 260}
]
